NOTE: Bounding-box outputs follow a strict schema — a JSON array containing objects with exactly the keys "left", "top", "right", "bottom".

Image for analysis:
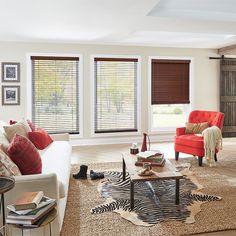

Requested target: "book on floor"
[
  {"left": 6, "top": 201, "right": 56, "bottom": 225},
  {"left": 12, "top": 191, "right": 44, "bottom": 211}
]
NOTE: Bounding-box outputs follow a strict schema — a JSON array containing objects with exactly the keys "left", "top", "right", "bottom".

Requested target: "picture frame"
[
  {"left": 2, "top": 62, "right": 20, "bottom": 82},
  {"left": 2, "top": 86, "right": 20, "bottom": 105}
]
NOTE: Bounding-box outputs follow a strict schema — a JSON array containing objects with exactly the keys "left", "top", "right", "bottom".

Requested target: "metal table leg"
[
  {"left": 1, "top": 194, "right": 5, "bottom": 236},
  {"left": 130, "top": 181, "right": 134, "bottom": 210},
  {"left": 175, "top": 179, "right": 180, "bottom": 205},
  {"left": 122, "top": 157, "right": 126, "bottom": 181}
]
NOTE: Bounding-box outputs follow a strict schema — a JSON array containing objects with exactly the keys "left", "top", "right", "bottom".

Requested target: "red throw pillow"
[
  {"left": 28, "top": 129, "right": 53, "bottom": 150},
  {"left": 7, "top": 134, "right": 42, "bottom": 175}
]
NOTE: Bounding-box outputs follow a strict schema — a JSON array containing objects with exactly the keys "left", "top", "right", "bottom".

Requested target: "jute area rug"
[{"left": 61, "top": 152, "right": 236, "bottom": 236}]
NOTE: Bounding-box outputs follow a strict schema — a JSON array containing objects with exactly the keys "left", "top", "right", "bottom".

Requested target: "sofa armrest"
[
  {"left": 5, "top": 173, "right": 60, "bottom": 207},
  {"left": 176, "top": 127, "right": 186, "bottom": 136},
  {"left": 50, "top": 133, "right": 69, "bottom": 141}
]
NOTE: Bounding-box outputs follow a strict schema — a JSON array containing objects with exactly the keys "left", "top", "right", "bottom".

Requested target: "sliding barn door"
[{"left": 220, "top": 59, "right": 236, "bottom": 137}]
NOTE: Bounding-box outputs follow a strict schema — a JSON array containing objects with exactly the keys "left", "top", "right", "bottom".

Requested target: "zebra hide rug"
[{"left": 91, "top": 164, "right": 222, "bottom": 226}]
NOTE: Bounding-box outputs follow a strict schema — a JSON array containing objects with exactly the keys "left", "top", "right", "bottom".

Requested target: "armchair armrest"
[{"left": 176, "top": 127, "right": 186, "bottom": 136}]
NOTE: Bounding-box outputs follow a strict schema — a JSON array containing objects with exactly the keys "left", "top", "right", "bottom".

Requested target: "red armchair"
[{"left": 174, "top": 110, "right": 224, "bottom": 166}]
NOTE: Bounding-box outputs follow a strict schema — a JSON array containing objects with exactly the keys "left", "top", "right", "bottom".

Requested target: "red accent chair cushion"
[
  {"left": 174, "top": 110, "right": 225, "bottom": 165},
  {"left": 28, "top": 129, "right": 53, "bottom": 150},
  {"left": 7, "top": 134, "right": 42, "bottom": 175},
  {"left": 175, "top": 134, "right": 204, "bottom": 149}
]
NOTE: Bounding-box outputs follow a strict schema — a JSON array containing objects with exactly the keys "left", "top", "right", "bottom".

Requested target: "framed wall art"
[
  {"left": 2, "top": 86, "right": 20, "bottom": 105},
  {"left": 2, "top": 62, "right": 20, "bottom": 82}
]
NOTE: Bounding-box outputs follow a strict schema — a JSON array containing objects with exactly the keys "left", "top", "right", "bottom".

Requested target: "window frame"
[
  {"left": 26, "top": 53, "right": 83, "bottom": 137},
  {"left": 91, "top": 54, "right": 141, "bottom": 137},
  {"left": 148, "top": 56, "right": 194, "bottom": 133}
]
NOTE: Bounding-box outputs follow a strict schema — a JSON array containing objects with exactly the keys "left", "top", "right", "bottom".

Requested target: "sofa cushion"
[
  {"left": 39, "top": 141, "right": 71, "bottom": 198},
  {"left": 10, "top": 119, "right": 35, "bottom": 132},
  {"left": 7, "top": 134, "right": 42, "bottom": 175},
  {"left": 175, "top": 134, "right": 204, "bottom": 149},
  {"left": 28, "top": 129, "right": 53, "bottom": 150},
  {"left": 4, "top": 118, "right": 31, "bottom": 142},
  {"left": 0, "top": 121, "right": 10, "bottom": 146},
  {"left": 0, "top": 150, "right": 21, "bottom": 176}
]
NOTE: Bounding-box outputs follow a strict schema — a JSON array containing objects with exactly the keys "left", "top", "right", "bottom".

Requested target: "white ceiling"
[{"left": 1, "top": 0, "right": 236, "bottom": 48}]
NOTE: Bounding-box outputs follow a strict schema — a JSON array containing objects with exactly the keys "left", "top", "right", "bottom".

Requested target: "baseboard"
[{"left": 70, "top": 133, "right": 174, "bottom": 146}]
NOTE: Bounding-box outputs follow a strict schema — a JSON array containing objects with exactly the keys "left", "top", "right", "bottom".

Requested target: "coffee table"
[{"left": 122, "top": 153, "right": 183, "bottom": 210}]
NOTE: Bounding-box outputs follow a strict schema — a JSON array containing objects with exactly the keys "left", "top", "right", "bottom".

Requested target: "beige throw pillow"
[
  {"left": 4, "top": 124, "right": 28, "bottom": 142},
  {"left": 185, "top": 122, "right": 209, "bottom": 134},
  {"left": 3, "top": 118, "right": 31, "bottom": 142},
  {"left": 16, "top": 118, "right": 32, "bottom": 132},
  {"left": 0, "top": 150, "right": 21, "bottom": 176}
]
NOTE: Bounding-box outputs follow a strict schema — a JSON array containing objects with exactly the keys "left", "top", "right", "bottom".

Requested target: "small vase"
[{"left": 141, "top": 133, "right": 148, "bottom": 152}]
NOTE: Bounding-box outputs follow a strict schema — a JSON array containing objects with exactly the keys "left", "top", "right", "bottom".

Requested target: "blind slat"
[
  {"left": 95, "top": 58, "right": 138, "bottom": 62},
  {"left": 31, "top": 56, "right": 80, "bottom": 61}
]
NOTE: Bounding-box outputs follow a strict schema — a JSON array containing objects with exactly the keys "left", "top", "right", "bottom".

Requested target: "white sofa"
[{"left": 1, "top": 128, "right": 72, "bottom": 236}]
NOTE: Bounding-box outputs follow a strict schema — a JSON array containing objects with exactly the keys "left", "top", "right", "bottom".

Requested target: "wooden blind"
[
  {"left": 31, "top": 56, "right": 80, "bottom": 134},
  {"left": 94, "top": 57, "right": 138, "bottom": 133},
  {"left": 151, "top": 59, "right": 190, "bottom": 104}
]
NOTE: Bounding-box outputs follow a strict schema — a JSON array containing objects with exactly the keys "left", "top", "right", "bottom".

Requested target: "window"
[
  {"left": 31, "top": 56, "right": 80, "bottom": 134},
  {"left": 151, "top": 59, "right": 191, "bottom": 129},
  {"left": 152, "top": 104, "right": 188, "bottom": 128},
  {"left": 94, "top": 57, "right": 138, "bottom": 133}
]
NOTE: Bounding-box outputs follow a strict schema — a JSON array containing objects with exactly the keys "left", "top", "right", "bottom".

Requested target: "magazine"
[
  {"left": 6, "top": 202, "right": 56, "bottom": 225},
  {"left": 136, "top": 150, "right": 163, "bottom": 159}
]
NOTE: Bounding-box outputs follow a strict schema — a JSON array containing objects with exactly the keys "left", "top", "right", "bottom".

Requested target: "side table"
[
  {"left": 0, "top": 176, "right": 15, "bottom": 236},
  {"left": 9, "top": 208, "right": 57, "bottom": 236}
]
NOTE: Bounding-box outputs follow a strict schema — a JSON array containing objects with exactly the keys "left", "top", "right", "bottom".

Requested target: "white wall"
[{"left": 0, "top": 42, "right": 219, "bottom": 144}]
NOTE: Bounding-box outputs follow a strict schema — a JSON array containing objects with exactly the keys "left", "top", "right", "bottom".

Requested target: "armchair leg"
[
  {"left": 214, "top": 153, "right": 217, "bottom": 162},
  {"left": 198, "top": 156, "right": 203, "bottom": 166},
  {"left": 175, "top": 152, "right": 179, "bottom": 161}
]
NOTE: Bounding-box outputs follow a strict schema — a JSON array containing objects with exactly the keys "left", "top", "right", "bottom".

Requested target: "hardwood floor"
[
  {"left": 71, "top": 142, "right": 186, "bottom": 164},
  {"left": 71, "top": 140, "right": 236, "bottom": 236}
]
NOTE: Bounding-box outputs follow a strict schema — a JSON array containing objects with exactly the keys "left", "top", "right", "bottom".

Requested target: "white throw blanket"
[{"left": 202, "top": 126, "right": 222, "bottom": 167}]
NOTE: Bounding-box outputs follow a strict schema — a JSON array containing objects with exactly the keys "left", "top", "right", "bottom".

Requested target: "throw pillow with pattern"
[
  {"left": 0, "top": 149, "right": 21, "bottom": 176},
  {"left": 185, "top": 122, "right": 209, "bottom": 134}
]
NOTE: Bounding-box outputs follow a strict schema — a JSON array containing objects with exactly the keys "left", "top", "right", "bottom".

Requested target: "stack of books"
[
  {"left": 135, "top": 150, "right": 165, "bottom": 167},
  {"left": 6, "top": 191, "right": 56, "bottom": 227}
]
